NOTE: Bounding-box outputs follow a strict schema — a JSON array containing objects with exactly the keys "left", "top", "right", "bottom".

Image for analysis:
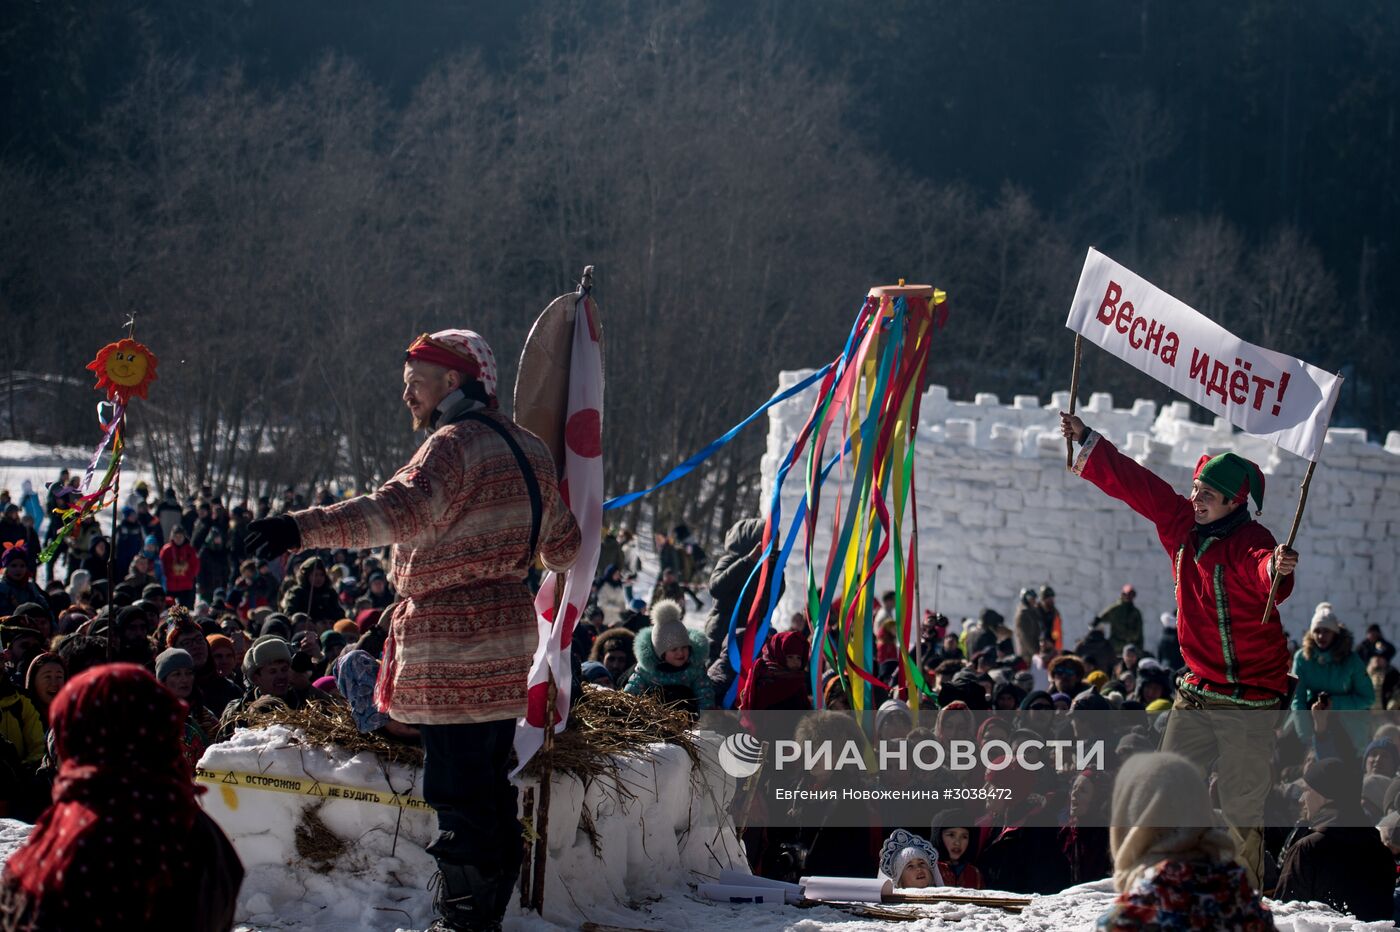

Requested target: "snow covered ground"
[{"left": 0, "top": 813, "right": 1384, "bottom": 932}]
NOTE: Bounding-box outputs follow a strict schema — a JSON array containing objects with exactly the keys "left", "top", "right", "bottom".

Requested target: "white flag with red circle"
[{"left": 513, "top": 294, "right": 603, "bottom": 773}]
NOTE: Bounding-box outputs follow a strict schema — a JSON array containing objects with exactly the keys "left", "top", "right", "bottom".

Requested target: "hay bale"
[
  {"left": 243, "top": 702, "right": 424, "bottom": 767},
  {"left": 519, "top": 685, "right": 701, "bottom": 781}
]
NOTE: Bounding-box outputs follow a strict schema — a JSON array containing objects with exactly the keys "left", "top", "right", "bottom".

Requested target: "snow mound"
[{"left": 198, "top": 725, "right": 745, "bottom": 931}]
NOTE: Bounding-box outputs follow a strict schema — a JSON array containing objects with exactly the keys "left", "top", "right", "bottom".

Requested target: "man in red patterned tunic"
[{"left": 248, "top": 329, "right": 580, "bottom": 931}]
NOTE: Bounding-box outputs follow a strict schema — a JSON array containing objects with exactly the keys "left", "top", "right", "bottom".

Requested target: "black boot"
[{"left": 426, "top": 861, "right": 502, "bottom": 932}]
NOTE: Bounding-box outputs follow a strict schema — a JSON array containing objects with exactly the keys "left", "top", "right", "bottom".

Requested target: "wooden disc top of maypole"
[{"left": 869, "top": 282, "right": 936, "bottom": 298}]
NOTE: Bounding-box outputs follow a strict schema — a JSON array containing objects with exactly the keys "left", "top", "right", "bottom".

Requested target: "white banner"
[
  {"left": 1065, "top": 248, "right": 1342, "bottom": 462},
  {"left": 513, "top": 293, "right": 604, "bottom": 775}
]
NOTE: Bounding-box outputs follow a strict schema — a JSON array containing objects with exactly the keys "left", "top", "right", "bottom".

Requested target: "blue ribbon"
[
  {"left": 602, "top": 363, "right": 834, "bottom": 511},
  {"left": 723, "top": 440, "right": 849, "bottom": 708}
]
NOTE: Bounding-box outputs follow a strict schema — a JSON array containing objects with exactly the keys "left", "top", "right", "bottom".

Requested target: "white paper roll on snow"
[{"left": 800, "top": 876, "right": 892, "bottom": 902}]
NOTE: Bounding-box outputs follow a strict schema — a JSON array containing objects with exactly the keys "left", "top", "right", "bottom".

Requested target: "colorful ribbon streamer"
[
  {"left": 602, "top": 364, "right": 834, "bottom": 511},
  {"left": 727, "top": 289, "right": 947, "bottom": 712}
]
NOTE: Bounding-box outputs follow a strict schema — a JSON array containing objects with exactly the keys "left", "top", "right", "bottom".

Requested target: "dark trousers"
[{"left": 420, "top": 719, "right": 522, "bottom": 875}]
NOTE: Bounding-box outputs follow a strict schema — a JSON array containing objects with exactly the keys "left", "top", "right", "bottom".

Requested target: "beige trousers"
[{"left": 1161, "top": 689, "right": 1281, "bottom": 891}]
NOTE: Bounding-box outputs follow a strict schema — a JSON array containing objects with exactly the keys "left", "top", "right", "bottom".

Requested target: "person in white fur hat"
[
  {"left": 1290, "top": 601, "right": 1374, "bottom": 754},
  {"left": 244, "top": 327, "right": 582, "bottom": 932}
]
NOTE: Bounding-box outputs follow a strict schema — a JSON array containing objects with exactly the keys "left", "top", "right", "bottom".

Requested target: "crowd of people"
[
  {"left": 576, "top": 516, "right": 1400, "bottom": 926},
  {"left": 3, "top": 465, "right": 1400, "bottom": 927}
]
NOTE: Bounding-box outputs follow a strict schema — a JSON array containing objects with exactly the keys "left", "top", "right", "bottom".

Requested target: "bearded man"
[{"left": 248, "top": 330, "right": 580, "bottom": 931}]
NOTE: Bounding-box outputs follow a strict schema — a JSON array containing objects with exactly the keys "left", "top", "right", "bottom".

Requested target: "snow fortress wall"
[{"left": 761, "top": 373, "right": 1400, "bottom": 647}]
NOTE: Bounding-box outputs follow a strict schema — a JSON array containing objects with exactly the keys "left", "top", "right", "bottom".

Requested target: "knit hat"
[
  {"left": 1145, "top": 698, "right": 1172, "bottom": 713},
  {"left": 355, "top": 608, "right": 381, "bottom": 635},
  {"left": 11, "top": 603, "right": 47, "bottom": 623},
  {"left": 1071, "top": 689, "right": 1112, "bottom": 712},
  {"left": 154, "top": 647, "right": 194, "bottom": 683},
  {"left": 333, "top": 619, "right": 358, "bottom": 637},
  {"left": 649, "top": 599, "right": 689, "bottom": 655},
  {"left": 242, "top": 634, "right": 292, "bottom": 677},
  {"left": 164, "top": 614, "right": 202, "bottom": 648},
  {"left": 1085, "top": 670, "right": 1109, "bottom": 690},
  {"left": 206, "top": 633, "right": 233, "bottom": 652},
  {"left": 878, "top": 829, "right": 941, "bottom": 885},
  {"left": 1116, "top": 731, "right": 1155, "bottom": 759},
  {"left": 0, "top": 544, "right": 29, "bottom": 567},
  {"left": 1193, "top": 452, "right": 1265, "bottom": 512},
  {"left": 1160, "top": 611, "right": 1177, "bottom": 629},
  {"left": 580, "top": 661, "right": 612, "bottom": 685},
  {"left": 320, "top": 630, "right": 347, "bottom": 653},
  {"left": 875, "top": 698, "right": 913, "bottom": 740},
  {"left": 1310, "top": 602, "right": 1341, "bottom": 633},
  {"left": 1364, "top": 739, "right": 1398, "bottom": 772},
  {"left": 1302, "top": 757, "right": 1354, "bottom": 804},
  {"left": 404, "top": 329, "right": 498, "bottom": 402},
  {"left": 260, "top": 613, "right": 293, "bottom": 641},
  {"left": 313, "top": 675, "right": 338, "bottom": 693}
]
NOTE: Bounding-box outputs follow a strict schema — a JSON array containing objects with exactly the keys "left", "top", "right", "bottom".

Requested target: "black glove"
[{"left": 246, "top": 515, "right": 301, "bottom": 560}]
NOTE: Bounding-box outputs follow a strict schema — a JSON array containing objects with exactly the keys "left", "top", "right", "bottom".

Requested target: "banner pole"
[
  {"left": 1065, "top": 335, "right": 1083, "bottom": 469},
  {"left": 529, "top": 673, "right": 557, "bottom": 913},
  {"left": 1260, "top": 458, "right": 1317, "bottom": 623}
]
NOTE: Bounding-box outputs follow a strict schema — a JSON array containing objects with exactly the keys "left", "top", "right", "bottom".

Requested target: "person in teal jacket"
[
  {"left": 1291, "top": 602, "right": 1374, "bottom": 755},
  {"left": 623, "top": 599, "right": 715, "bottom": 714}
]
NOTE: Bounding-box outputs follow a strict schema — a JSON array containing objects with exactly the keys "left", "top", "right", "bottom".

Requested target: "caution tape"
[{"left": 195, "top": 767, "right": 431, "bottom": 812}]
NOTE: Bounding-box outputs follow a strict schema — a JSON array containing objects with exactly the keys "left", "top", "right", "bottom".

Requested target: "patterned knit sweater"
[{"left": 292, "top": 404, "right": 580, "bottom": 724}]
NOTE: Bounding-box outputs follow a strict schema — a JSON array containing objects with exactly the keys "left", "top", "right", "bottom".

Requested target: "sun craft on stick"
[
  {"left": 38, "top": 336, "right": 160, "bottom": 563},
  {"left": 86, "top": 337, "right": 159, "bottom": 402}
]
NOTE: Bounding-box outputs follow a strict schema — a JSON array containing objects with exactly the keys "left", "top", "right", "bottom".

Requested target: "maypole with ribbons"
[
  {"left": 724, "top": 282, "right": 948, "bottom": 713},
  {"left": 595, "top": 280, "right": 948, "bottom": 712}
]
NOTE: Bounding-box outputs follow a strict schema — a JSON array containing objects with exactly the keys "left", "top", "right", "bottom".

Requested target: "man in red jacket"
[{"left": 1060, "top": 412, "right": 1297, "bottom": 891}]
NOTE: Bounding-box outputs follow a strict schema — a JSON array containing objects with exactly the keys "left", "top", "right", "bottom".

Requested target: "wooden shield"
[{"left": 514, "top": 290, "right": 602, "bottom": 473}]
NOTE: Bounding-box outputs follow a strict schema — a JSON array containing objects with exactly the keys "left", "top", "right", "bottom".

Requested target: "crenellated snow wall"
[{"left": 761, "top": 374, "right": 1400, "bottom": 647}]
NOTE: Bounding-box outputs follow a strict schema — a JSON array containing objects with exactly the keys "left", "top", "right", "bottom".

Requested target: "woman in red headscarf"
[{"left": 0, "top": 663, "right": 243, "bottom": 931}]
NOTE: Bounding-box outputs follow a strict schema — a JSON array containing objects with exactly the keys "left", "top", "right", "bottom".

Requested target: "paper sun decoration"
[{"left": 87, "top": 338, "right": 159, "bottom": 402}]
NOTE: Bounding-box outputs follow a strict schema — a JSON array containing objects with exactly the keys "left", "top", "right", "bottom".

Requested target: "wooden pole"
[
  {"left": 1065, "top": 335, "right": 1083, "bottom": 469},
  {"left": 528, "top": 675, "right": 556, "bottom": 913},
  {"left": 104, "top": 425, "right": 122, "bottom": 661},
  {"left": 518, "top": 786, "right": 535, "bottom": 908},
  {"left": 1260, "top": 458, "right": 1316, "bottom": 623},
  {"left": 105, "top": 313, "right": 137, "bottom": 660}
]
